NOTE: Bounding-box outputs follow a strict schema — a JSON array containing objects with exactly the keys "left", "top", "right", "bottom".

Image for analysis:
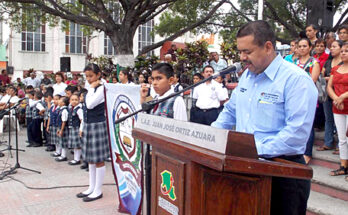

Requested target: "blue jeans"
[
  {"left": 305, "top": 127, "right": 315, "bottom": 157},
  {"left": 323, "top": 99, "right": 335, "bottom": 148}
]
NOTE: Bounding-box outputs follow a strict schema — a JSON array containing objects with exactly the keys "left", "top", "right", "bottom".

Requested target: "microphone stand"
[
  {"left": 0, "top": 101, "right": 41, "bottom": 180},
  {"left": 114, "top": 71, "right": 229, "bottom": 124}
]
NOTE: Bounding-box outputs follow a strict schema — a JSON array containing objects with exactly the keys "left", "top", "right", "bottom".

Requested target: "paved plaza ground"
[{"left": 0, "top": 127, "right": 126, "bottom": 215}]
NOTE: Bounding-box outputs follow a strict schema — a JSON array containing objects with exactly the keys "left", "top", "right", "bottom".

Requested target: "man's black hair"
[
  {"left": 152, "top": 63, "right": 174, "bottom": 79},
  {"left": 237, "top": 20, "right": 276, "bottom": 48}
]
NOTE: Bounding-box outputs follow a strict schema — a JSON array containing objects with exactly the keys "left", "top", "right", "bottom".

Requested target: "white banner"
[{"left": 105, "top": 83, "right": 142, "bottom": 215}]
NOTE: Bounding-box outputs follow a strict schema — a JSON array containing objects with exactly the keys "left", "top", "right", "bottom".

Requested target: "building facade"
[{"left": 7, "top": 20, "right": 160, "bottom": 79}]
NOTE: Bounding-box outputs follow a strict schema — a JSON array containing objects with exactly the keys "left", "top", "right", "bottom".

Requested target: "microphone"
[{"left": 213, "top": 63, "right": 242, "bottom": 78}]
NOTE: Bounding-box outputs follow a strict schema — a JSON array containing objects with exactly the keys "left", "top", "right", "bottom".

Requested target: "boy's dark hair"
[
  {"left": 193, "top": 73, "right": 204, "bottom": 80},
  {"left": 152, "top": 63, "right": 174, "bottom": 79},
  {"left": 26, "top": 85, "right": 34, "bottom": 91},
  {"left": 66, "top": 85, "right": 78, "bottom": 94},
  {"left": 202, "top": 65, "right": 214, "bottom": 73},
  {"left": 44, "top": 92, "right": 53, "bottom": 98},
  {"left": 54, "top": 94, "right": 61, "bottom": 99},
  {"left": 237, "top": 20, "right": 276, "bottom": 48},
  {"left": 8, "top": 85, "right": 17, "bottom": 93},
  {"left": 79, "top": 88, "right": 88, "bottom": 95},
  {"left": 61, "top": 96, "right": 70, "bottom": 106},
  {"left": 46, "top": 86, "right": 54, "bottom": 95},
  {"left": 306, "top": 24, "right": 319, "bottom": 31},
  {"left": 35, "top": 91, "right": 43, "bottom": 100}
]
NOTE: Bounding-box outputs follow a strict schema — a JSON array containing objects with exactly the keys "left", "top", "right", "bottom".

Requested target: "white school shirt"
[
  {"left": 9, "top": 96, "right": 19, "bottom": 104},
  {"left": 60, "top": 106, "right": 68, "bottom": 122},
  {"left": 86, "top": 84, "right": 105, "bottom": 109},
  {"left": 155, "top": 88, "right": 188, "bottom": 121},
  {"left": 29, "top": 100, "right": 45, "bottom": 111},
  {"left": 0, "top": 94, "right": 10, "bottom": 104},
  {"left": 192, "top": 80, "right": 226, "bottom": 109},
  {"left": 53, "top": 82, "right": 67, "bottom": 96},
  {"left": 74, "top": 104, "right": 84, "bottom": 132}
]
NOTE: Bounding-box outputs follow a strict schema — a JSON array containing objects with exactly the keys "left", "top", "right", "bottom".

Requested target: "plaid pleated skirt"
[
  {"left": 58, "top": 129, "right": 69, "bottom": 148},
  {"left": 81, "top": 121, "right": 110, "bottom": 163},
  {"left": 50, "top": 126, "right": 59, "bottom": 146},
  {"left": 68, "top": 126, "right": 81, "bottom": 148}
]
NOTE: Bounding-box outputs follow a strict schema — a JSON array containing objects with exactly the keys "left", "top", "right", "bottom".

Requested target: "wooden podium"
[{"left": 133, "top": 113, "right": 312, "bottom": 215}]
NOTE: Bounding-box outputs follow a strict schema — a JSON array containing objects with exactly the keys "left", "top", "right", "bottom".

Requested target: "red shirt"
[
  {"left": 0, "top": 75, "right": 11, "bottom": 86},
  {"left": 314, "top": 52, "right": 329, "bottom": 71},
  {"left": 331, "top": 65, "right": 348, "bottom": 114}
]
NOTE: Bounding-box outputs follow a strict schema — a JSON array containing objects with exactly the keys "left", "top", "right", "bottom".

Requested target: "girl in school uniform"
[
  {"left": 67, "top": 94, "right": 83, "bottom": 165},
  {"left": 55, "top": 96, "right": 70, "bottom": 162},
  {"left": 48, "top": 95, "right": 61, "bottom": 156},
  {"left": 76, "top": 64, "right": 109, "bottom": 202}
]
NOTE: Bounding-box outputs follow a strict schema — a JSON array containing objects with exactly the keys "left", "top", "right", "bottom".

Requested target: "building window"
[
  {"left": 138, "top": 20, "right": 154, "bottom": 56},
  {"left": 104, "top": 35, "right": 116, "bottom": 56},
  {"left": 21, "top": 23, "right": 46, "bottom": 52},
  {"left": 65, "top": 22, "right": 86, "bottom": 54}
]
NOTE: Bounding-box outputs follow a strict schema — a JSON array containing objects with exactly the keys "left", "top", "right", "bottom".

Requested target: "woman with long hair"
[
  {"left": 294, "top": 38, "right": 321, "bottom": 164},
  {"left": 317, "top": 40, "right": 343, "bottom": 153},
  {"left": 327, "top": 42, "right": 348, "bottom": 179}
]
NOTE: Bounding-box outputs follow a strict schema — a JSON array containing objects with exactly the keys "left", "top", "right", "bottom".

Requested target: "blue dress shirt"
[{"left": 212, "top": 55, "right": 318, "bottom": 158}]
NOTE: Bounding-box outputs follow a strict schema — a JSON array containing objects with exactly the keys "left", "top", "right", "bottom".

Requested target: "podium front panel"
[{"left": 152, "top": 151, "right": 185, "bottom": 215}]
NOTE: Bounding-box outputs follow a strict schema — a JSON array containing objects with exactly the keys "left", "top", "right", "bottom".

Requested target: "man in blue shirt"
[{"left": 212, "top": 21, "right": 318, "bottom": 215}]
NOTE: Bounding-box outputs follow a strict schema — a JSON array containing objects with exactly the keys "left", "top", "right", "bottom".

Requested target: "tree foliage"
[{"left": 0, "top": 0, "right": 226, "bottom": 61}]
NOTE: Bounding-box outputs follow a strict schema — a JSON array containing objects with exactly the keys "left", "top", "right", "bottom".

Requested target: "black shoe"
[
  {"left": 83, "top": 194, "right": 103, "bottom": 202},
  {"left": 0, "top": 152, "right": 4, "bottom": 157},
  {"left": 80, "top": 162, "right": 88, "bottom": 169},
  {"left": 33, "top": 144, "right": 43, "bottom": 147},
  {"left": 46, "top": 147, "right": 55, "bottom": 152},
  {"left": 68, "top": 160, "right": 81, "bottom": 165},
  {"left": 55, "top": 156, "right": 67, "bottom": 162},
  {"left": 76, "top": 192, "right": 90, "bottom": 198}
]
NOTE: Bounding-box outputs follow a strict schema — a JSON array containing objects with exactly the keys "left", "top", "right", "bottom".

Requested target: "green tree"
[{"left": 0, "top": 0, "right": 226, "bottom": 66}]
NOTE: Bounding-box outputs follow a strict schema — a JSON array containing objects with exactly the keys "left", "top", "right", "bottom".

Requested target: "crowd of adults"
[{"left": 283, "top": 24, "right": 348, "bottom": 180}]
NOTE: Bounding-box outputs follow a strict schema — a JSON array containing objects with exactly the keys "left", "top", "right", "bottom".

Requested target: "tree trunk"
[{"left": 109, "top": 26, "right": 136, "bottom": 67}]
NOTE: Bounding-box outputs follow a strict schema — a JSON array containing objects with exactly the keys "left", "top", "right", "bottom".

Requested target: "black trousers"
[
  {"left": 270, "top": 155, "right": 311, "bottom": 215},
  {"left": 190, "top": 107, "right": 219, "bottom": 126},
  {"left": 28, "top": 118, "right": 43, "bottom": 145}
]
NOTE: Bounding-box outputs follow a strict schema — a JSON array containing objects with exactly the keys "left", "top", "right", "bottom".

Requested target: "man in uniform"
[{"left": 212, "top": 20, "right": 318, "bottom": 215}]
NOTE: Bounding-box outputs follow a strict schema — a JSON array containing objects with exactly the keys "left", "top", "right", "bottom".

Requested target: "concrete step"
[
  {"left": 310, "top": 165, "right": 348, "bottom": 202},
  {"left": 307, "top": 191, "right": 348, "bottom": 215},
  {"left": 311, "top": 148, "right": 340, "bottom": 169}
]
